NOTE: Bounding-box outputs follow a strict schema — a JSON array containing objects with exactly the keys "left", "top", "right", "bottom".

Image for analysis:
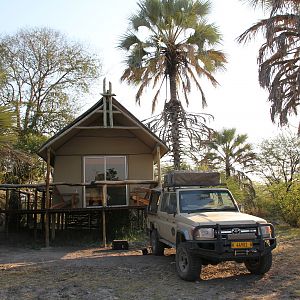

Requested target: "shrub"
[{"left": 268, "top": 182, "right": 300, "bottom": 227}]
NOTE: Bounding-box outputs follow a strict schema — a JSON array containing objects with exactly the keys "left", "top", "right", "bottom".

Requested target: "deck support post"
[
  {"left": 34, "top": 189, "right": 38, "bottom": 242},
  {"left": 5, "top": 189, "right": 9, "bottom": 238},
  {"left": 27, "top": 193, "right": 30, "bottom": 229},
  {"left": 45, "top": 147, "right": 51, "bottom": 247},
  {"left": 102, "top": 184, "right": 107, "bottom": 247},
  {"left": 156, "top": 145, "right": 162, "bottom": 187},
  {"left": 57, "top": 213, "right": 61, "bottom": 231},
  {"left": 61, "top": 213, "right": 65, "bottom": 230},
  {"left": 51, "top": 213, "right": 56, "bottom": 241}
]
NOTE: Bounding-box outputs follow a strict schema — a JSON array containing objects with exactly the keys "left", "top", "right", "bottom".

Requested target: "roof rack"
[
  {"left": 163, "top": 171, "right": 221, "bottom": 188},
  {"left": 163, "top": 184, "right": 227, "bottom": 192}
]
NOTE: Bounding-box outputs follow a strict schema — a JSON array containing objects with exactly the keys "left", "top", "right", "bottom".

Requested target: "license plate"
[{"left": 231, "top": 241, "right": 253, "bottom": 249}]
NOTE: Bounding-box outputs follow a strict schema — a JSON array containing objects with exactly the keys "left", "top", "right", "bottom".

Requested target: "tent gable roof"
[{"left": 38, "top": 96, "right": 168, "bottom": 161}]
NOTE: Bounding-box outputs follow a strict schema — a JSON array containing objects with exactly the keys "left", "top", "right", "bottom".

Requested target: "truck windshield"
[{"left": 179, "top": 190, "right": 238, "bottom": 213}]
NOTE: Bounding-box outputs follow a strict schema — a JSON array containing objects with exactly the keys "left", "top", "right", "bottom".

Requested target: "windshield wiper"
[
  {"left": 221, "top": 207, "right": 238, "bottom": 211},
  {"left": 185, "top": 207, "right": 238, "bottom": 213},
  {"left": 192, "top": 208, "right": 220, "bottom": 212}
]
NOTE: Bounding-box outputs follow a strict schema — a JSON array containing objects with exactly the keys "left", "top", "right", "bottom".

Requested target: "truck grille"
[{"left": 218, "top": 227, "right": 257, "bottom": 240}]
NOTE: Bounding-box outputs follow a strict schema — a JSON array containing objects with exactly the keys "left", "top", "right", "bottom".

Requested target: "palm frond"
[
  {"left": 186, "top": 66, "right": 207, "bottom": 107},
  {"left": 237, "top": 18, "right": 270, "bottom": 43},
  {"left": 118, "top": 33, "right": 141, "bottom": 51}
]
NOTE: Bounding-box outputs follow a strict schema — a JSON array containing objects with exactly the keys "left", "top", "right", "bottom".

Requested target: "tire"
[
  {"left": 176, "top": 242, "right": 202, "bottom": 281},
  {"left": 150, "top": 230, "right": 164, "bottom": 256},
  {"left": 244, "top": 252, "right": 272, "bottom": 275}
]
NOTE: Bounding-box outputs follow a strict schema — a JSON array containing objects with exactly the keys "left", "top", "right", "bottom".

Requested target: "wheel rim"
[{"left": 178, "top": 249, "right": 189, "bottom": 273}]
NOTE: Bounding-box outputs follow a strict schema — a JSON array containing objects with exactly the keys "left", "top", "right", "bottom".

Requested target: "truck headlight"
[
  {"left": 261, "top": 225, "right": 272, "bottom": 238},
  {"left": 193, "top": 228, "right": 214, "bottom": 240}
]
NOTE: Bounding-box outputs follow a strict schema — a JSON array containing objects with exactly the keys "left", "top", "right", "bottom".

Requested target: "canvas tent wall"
[{"left": 38, "top": 93, "right": 168, "bottom": 208}]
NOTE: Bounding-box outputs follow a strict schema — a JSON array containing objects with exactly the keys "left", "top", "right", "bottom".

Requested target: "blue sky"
[{"left": 0, "top": 0, "right": 292, "bottom": 142}]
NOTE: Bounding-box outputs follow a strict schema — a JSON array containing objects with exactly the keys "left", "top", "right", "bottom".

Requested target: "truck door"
[{"left": 157, "top": 192, "right": 177, "bottom": 245}]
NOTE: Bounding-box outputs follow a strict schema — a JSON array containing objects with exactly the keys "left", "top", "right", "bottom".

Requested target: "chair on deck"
[
  {"left": 50, "top": 187, "right": 79, "bottom": 209},
  {"left": 130, "top": 187, "right": 151, "bottom": 206}
]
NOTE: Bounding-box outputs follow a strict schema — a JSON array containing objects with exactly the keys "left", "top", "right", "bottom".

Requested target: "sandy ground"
[{"left": 0, "top": 236, "right": 299, "bottom": 300}]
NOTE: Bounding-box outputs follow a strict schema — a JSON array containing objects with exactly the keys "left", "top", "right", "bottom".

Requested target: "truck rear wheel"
[
  {"left": 176, "top": 243, "right": 202, "bottom": 281},
  {"left": 244, "top": 252, "right": 272, "bottom": 275},
  {"left": 150, "top": 230, "right": 164, "bottom": 256}
]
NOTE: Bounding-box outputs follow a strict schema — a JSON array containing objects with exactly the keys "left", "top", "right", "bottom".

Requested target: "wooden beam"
[
  {"left": 26, "top": 193, "right": 30, "bottom": 229},
  {"left": 94, "top": 104, "right": 104, "bottom": 112},
  {"left": 102, "top": 184, "right": 107, "bottom": 247},
  {"left": 156, "top": 145, "right": 162, "bottom": 187},
  {"left": 94, "top": 110, "right": 121, "bottom": 114},
  {"left": 108, "top": 82, "right": 113, "bottom": 127},
  {"left": 91, "top": 180, "right": 157, "bottom": 186},
  {"left": 103, "top": 78, "right": 107, "bottom": 127},
  {"left": 45, "top": 147, "right": 51, "bottom": 247},
  {"left": 34, "top": 189, "right": 38, "bottom": 242},
  {"left": 109, "top": 99, "right": 113, "bottom": 128},
  {"left": 75, "top": 126, "right": 140, "bottom": 130},
  {"left": 103, "top": 97, "right": 107, "bottom": 127},
  {"left": 0, "top": 205, "right": 149, "bottom": 214},
  {"left": 0, "top": 179, "right": 158, "bottom": 189},
  {"left": 5, "top": 189, "right": 9, "bottom": 238},
  {"left": 51, "top": 213, "right": 56, "bottom": 241}
]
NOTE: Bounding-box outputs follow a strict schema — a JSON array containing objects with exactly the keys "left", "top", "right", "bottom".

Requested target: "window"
[
  {"left": 179, "top": 190, "right": 237, "bottom": 213},
  {"left": 168, "top": 193, "right": 177, "bottom": 214},
  {"left": 84, "top": 156, "right": 127, "bottom": 207},
  {"left": 160, "top": 193, "right": 169, "bottom": 212},
  {"left": 160, "top": 192, "right": 177, "bottom": 214}
]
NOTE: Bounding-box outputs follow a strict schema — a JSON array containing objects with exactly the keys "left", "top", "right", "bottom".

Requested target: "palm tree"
[
  {"left": 238, "top": 0, "right": 300, "bottom": 133},
  {"left": 197, "top": 128, "right": 256, "bottom": 178},
  {"left": 119, "top": 0, "right": 226, "bottom": 169}
]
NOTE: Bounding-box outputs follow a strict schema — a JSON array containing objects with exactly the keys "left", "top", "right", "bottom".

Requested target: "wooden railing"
[{"left": 0, "top": 179, "right": 158, "bottom": 247}]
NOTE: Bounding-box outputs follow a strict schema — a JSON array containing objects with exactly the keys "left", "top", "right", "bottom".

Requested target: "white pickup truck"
[{"left": 147, "top": 171, "right": 276, "bottom": 281}]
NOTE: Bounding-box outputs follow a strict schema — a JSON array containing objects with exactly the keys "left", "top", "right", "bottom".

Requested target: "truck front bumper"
[{"left": 186, "top": 223, "right": 276, "bottom": 262}]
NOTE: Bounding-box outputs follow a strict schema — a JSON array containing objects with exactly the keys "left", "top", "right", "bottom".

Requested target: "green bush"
[
  {"left": 225, "top": 176, "right": 257, "bottom": 214},
  {"left": 268, "top": 182, "right": 300, "bottom": 227}
]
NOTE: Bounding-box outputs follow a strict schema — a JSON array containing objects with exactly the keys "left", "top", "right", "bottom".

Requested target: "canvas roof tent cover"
[{"left": 38, "top": 96, "right": 169, "bottom": 165}]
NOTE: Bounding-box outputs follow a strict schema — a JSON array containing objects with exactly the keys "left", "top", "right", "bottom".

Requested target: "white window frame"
[{"left": 83, "top": 155, "right": 128, "bottom": 207}]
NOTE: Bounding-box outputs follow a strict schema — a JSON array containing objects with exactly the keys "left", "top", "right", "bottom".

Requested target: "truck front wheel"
[
  {"left": 150, "top": 230, "right": 164, "bottom": 256},
  {"left": 244, "top": 252, "right": 272, "bottom": 275},
  {"left": 176, "top": 243, "right": 202, "bottom": 281}
]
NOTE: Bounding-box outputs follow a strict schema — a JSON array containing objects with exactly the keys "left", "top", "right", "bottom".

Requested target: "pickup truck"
[{"left": 147, "top": 171, "right": 276, "bottom": 281}]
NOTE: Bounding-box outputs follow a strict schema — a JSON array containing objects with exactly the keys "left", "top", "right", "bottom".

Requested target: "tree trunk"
[
  {"left": 168, "top": 69, "right": 181, "bottom": 170},
  {"left": 15, "top": 101, "right": 21, "bottom": 131},
  {"left": 225, "top": 157, "right": 231, "bottom": 178}
]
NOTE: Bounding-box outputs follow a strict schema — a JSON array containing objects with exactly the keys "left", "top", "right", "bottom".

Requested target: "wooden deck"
[{"left": 0, "top": 180, "right": 155, "bottom": 246}]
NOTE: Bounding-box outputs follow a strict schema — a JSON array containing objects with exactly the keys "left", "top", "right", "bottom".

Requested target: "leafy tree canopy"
[
  {"left": 0, "top": 27, "right": 101, "bottom": 136},
  {"left": 0, "top": 105, "right": 15, "bottom": 145},
  {"left": 256, "top": 132, "right": 300, "bottom": 191}
]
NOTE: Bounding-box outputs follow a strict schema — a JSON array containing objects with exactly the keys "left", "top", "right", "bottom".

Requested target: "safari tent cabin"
[{"left": 38, "top": 92, "right": 168, "bottom": 209}]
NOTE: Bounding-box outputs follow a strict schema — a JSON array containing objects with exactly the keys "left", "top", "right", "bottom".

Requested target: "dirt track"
[{"left": 0, "top": 236, "right": 299, "bottom": 300}]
